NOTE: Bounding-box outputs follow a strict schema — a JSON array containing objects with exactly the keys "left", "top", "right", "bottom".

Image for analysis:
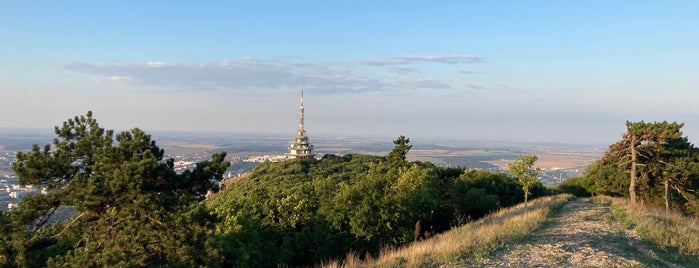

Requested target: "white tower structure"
[{"left": 288, "top": 90, "right": 314, "bottom": 158}]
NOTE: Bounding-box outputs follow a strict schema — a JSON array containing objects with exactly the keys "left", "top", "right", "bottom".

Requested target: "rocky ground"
[{"left": 467, "top": 198, "right": 684, "bottom": 268}]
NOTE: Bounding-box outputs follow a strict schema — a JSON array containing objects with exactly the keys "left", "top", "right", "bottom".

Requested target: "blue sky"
[{"left": 1, "top": 1, "right": 698, "bottom": 144}]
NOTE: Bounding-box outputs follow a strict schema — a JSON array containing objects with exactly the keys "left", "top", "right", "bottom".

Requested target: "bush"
[
  {"left": 558, "top": 176, "right": 592, "bottom": 197},
  {"left": 208, "top": 154, "right": 538, "bottom": 266}
]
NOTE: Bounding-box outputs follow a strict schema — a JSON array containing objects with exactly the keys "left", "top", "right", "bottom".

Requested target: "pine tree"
[
  {"left": 387, "top": 135, "right": 412, "bottom": 164},
  {"left": 6, "top": 111, "right": 229, "bottom": 266}
]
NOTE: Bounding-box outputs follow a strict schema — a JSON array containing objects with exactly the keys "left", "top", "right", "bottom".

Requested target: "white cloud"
[
  {"left": 388, "top": 66, "right": 418, "bottom": 75},
  {"left": 458, "top": 70, "right": 481, "bottom": 74},
  {"left": 358, "top": 55, "right": 483, "bottom": 66},
  {"left": 58, "top": 55, "right": 485, "bottom": 94},
  {"left": 466, "top": 84, "right": 487, "bottom": 90},
  {"left": 106, "top": 75, "right": 132, "bottom": 81},
  {"left": 403, "top": 78, "right": 450, "bottom": 89},
  {"left": 146, "top": 61, "right": 170, "bottom": 67}
]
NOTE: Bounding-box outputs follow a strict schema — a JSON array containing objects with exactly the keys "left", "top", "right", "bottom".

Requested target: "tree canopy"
[
  {"left": 206, "top": 138, "right": 539, "bottom": 266},
  {"left": 387, "top": 135, "right": 412, "bottom": 164},
  {"left": 2, "top": 113, "right": 546, "bottom": 267},
  {"left": 564, "top": 121, "right": 699, "bottom": 215},
  {"left": 2, "top": 112, "right": 229, "bottom": 267},
  {"left": 507, "top": 154, "right": 541, "bottom": 204}
]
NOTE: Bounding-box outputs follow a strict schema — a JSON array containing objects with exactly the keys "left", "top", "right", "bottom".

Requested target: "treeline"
[
  {"left": 206, "top": 145, "right": 545, "bottom": 266},
  {"left": 0, "top": 112, "right": 545, "bottom": 267},
  {"left": 560, "top": 121, "right": 699, "bottom": 216}
]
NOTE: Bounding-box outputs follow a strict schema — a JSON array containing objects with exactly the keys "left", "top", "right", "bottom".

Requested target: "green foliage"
[
  {"left": 557, "top": 176, "right": 592, "bottom": 197},
  {"left": 2, "top": 115, "right": 548, "bottom": 267},
  {"left": 332, "top": 162, "right": 440, "bottom": 244},
  {"left": 586, "top": 121, "right": 699, "bottom": 215},
  {"left": 2, "top": 112, "right": 229, "bottom": 267},
  {"left": 626, "top": 121, "right": 684, "bottom": 142},
  {"left": 507, "top": 154, "right": 541, "bottom": 203},
  {"left": 208, "top": 143, "right": 532, "bottom": 266},
  {"left": 451, "top": 170, "right": 524, "bottom": 221},
  {"left": 456, "top": 170, "right": 524, "bottom": 207},
  {"left": 583, "top": 161, "right": 628, "bottom": 197},
  {"left": 584, "top": 121, "right": 699, "bottom": 215},
  {"left": 387, "top": 135, "right": 412, "bottom": 164}
]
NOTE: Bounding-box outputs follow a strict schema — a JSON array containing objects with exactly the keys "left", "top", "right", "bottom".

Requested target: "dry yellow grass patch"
[
  {"left": 593, "top": 196, "right": 699, "bottom": 257},
  {"left": 322, "top": 194, "right": 573, "bottom": 267}
]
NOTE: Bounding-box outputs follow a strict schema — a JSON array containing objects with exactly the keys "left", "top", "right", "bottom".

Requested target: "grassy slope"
[
  {"left": 322, "top": 194, "right": 573, "bottom": 267},
  {"left": 592, "top": 196, "right": 699, "bottom": 266},
  {"left": 320, "top": 194, "right": 699, "bottom": 267}
]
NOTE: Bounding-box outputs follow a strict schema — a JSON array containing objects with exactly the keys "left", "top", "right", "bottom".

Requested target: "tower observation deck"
[{"left": 288, "top": 90, "right": 314, "bottom": 158}]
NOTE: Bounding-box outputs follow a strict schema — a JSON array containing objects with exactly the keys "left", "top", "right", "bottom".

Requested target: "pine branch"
[
  {"left": 50, "top": 212, "right": 86, "bottom": 238},
  {"left": 31, "top": 205, "right": 59, "bottom": 232}
]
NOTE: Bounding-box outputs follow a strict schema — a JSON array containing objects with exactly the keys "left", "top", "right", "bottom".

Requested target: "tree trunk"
[
  {"left": 629, "top": 136, "right": 638, "bottom": 204},
  {"left": 524, "top": 189, "right": 529, "bottom": 205},
  {"left": 664, "top": 178, "right": 671, "bottom": 211}
]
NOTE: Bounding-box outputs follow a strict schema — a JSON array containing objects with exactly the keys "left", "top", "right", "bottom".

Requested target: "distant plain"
[{"left": 0, "top": 129, "right": 603, "bottom": 181}]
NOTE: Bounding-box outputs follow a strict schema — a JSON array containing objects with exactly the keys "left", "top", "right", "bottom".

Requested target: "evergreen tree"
[
  {"left": 585, "top": 121, "right": 699, "bottom": 214},
  {"left": 5, "top": 112, "right": 229, "bottom": 266},
  {"left": 387, "top": 135, "right": 412, "bottom": 164},
  {"left": 624, "top": 121, "right": 684, "bottom": 204}
]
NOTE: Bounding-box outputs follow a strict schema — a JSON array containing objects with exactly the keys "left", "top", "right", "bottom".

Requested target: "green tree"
[
  {"left": 387, "top": 135, "right": 412, "bottom": 164},
  {"left": 6, "top": 112, "right": 229, "bottom": 266},
  {"left": 666, "top": 153, "right": 699, "bottom": 215},
  {"left": 648, "top": 136, "right": 696, "bottom": 211},
  {"left": 456, "top": 169, "right": 523, "bottom": 207},
  {"left": 587, "top": 121, "right": 699, "bottom": 213},
  {"left": 507, "top": 154, "right": 541, "bottom": 204},
  {"left": 586, "top": 146, "right": 629, "bottom": 197},
  {"left": 624, "top": 121, "right": 684, "bottom": 204},
  {"left": 206, "top": 136, "right": 553, "bottom": 266}
]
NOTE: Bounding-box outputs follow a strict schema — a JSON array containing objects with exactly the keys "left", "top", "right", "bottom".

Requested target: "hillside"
[
  {"left": 5, "top": 115, "right": 699, "bottom": 267},
  {"left": 336, "top": 195, "right": 699, "bottom": 267}
]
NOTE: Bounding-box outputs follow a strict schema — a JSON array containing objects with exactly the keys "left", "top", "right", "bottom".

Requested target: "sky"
[{"left": 1, "top": 1, "right": 698, "bottom": 144}]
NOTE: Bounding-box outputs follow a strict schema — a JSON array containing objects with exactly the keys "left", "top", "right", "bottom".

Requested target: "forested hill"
[
  {"left": 5, "top": 113, "right": 699, "bottom": 267},
  {"left": 205, "top": 142, "right": 546, "bottom": 266},
  {"left": 1, "top": 112, "right": 547, "bottom": 267}
]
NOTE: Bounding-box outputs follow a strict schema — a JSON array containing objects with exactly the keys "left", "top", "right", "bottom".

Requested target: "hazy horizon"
[
  {"left": 2, "top": 1, "right": 698, "bottom": 145},
  {"left": 0, "top": 125, "right": 638, "bottom": 147}
]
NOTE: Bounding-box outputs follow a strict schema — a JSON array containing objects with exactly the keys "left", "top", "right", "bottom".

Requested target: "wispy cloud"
[
  {"left": 388, "top": 66, "right": 418, "bottom": 75},
  {"left": 403, "top": 78, "right": 451, "bottom": 89},
  {"left": 58, "top": 55, "right": 485, "bottom": 94},
  {"left": 458, "top": 70, "right": 481, "bottom": 74},
  {"left": 466, "top": 84, "right": 488, "bottom": 90},
  {"left": 358, "top": 55, "right": 483, "bottom": 66}
]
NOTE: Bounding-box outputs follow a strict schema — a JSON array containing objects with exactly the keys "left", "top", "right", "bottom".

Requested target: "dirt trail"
[{"left": 470, "top": 198, "right": 683, "bottom": 268}]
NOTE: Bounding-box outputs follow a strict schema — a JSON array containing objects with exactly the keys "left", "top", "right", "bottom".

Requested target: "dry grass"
[
  {"left": 592, "top": 196, "right": 699, "bottom": 257},
  {"left": 322, "top": 194, "right": 573, "bottom": 268}
]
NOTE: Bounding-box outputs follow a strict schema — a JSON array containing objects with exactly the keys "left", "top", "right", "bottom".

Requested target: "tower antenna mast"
[
  {"left": 299, "top": 90, "right": 304, "bottom": 130},
  {"left": 288, "top": 90, "right": 313, "bottom": 158}
]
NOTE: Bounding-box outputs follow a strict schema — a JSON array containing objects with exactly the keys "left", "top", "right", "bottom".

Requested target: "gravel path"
[{"left": 469, "top": 198, "right": 683, "bottom": 268}]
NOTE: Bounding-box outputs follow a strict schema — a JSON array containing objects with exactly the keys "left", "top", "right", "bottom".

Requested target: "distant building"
[{"left": 288, "top": 91, "right": 314, "bottom": 158}]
